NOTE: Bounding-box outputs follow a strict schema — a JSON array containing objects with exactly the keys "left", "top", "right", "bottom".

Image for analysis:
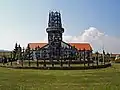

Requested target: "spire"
[
  {"left": 48, "top": 11, "right": 62, "bottom": 28},
  {"left": 46, "top": 11, "right": 64, "bottom": 33}
]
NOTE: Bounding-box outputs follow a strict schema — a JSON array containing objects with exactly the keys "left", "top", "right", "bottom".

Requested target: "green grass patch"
[{"left": 0, "top": 63, "right": 119, "bottom": 90}]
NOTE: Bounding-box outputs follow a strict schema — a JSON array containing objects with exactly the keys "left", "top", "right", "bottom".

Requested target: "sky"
[{"left": 0, "top": 0, "right": 120, "bottom": 53}]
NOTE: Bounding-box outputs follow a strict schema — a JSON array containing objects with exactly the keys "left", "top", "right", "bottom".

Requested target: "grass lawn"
[{"left": 0, "top": 63, "right": 120, "bottom": 90}]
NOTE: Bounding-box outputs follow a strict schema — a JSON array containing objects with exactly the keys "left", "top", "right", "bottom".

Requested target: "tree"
[
  {"left": 13, "top": 43, "right": 18, "bottom": 60},
  {"left": 15, "top": 43, "right": 18, "bottom": 52},
  {"left": 13, "top": 50, "right": 16, "bottom": 61},
  {"left": 18, "top": 44, "right": 22, "bottom": 60},
  {"left": 21, "top": 47, "right": 25, "bottom": 67},
  {"left": 25, "top": 44, "right": 31, "bottom": 67}
]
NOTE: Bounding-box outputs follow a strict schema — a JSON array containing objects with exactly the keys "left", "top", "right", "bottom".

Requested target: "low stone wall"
[{"left": 0, "top": 63, "right": 111, "bottom": 70}]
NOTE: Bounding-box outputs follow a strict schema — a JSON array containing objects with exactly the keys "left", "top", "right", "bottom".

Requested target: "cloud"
[
  {"left": 63, "top": 27, "right": 120, "bottom": 53},
  {"left": 64, "top": 27, "right": 104, "bottom": 42}
]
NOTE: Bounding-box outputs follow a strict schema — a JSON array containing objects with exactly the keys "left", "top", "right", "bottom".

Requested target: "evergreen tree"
[
  {"left": 21, "top": 47, "right": 25, "bottom": 66},
  {"left": 25, "top": 44, "right": 31, "bottom": 67},
  {"left": 14, "top": 43, "right": 18, "bottom": 60},
  {"left": 15, "top": 43, "right": 18, "bottom": 52},
  {"left": 18, "top": 44, "right": 22, "bottom": 60}
]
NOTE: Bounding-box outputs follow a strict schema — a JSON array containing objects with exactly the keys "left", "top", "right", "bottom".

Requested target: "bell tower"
[{"left": 46, "top": 11, "right": 64, "bottom": 58}]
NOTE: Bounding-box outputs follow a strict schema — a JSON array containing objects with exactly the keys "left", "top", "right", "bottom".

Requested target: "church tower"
[{"left": 46, "top": 11, "right": 64, "bottom": 58}]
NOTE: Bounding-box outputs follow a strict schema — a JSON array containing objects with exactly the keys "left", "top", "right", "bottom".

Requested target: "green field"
[{"left": 0, "top": 63, "right": 120, "bottom": 90}]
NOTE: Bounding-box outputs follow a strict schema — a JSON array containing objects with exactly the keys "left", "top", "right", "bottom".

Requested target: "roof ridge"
[{"left": 29, "top": 43, "right": 47, "bottom": 44}]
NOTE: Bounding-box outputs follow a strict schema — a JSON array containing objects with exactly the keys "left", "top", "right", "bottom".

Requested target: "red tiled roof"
[
  {"left": 28, "top": 43, "right": 92, "bottom": 50},
  {"left": 29, "top": 43, "right": 47, "bottom": 49},
  {"left": 69, "top": 43, "right": 92, "bottom": 50}
]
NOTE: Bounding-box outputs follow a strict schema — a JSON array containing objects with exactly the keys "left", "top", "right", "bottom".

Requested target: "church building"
[{"left": 28, "top": 11, "right": 93, "bottom": 61}]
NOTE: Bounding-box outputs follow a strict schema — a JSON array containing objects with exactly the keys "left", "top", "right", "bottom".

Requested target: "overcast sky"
[{"left": 0, "top": 0, "right": 120, "bottom": 53}]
